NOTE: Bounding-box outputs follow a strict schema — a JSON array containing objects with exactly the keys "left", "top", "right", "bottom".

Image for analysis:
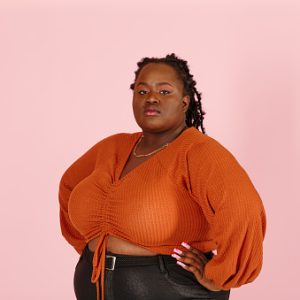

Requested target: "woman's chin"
[{"left": 136, "top": 120, "right": 165, "bottom": 132}]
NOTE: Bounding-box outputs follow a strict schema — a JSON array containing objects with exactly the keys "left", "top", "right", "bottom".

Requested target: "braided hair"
[{"left": 129, "top": 53, "right": 206, "bottom": 134}]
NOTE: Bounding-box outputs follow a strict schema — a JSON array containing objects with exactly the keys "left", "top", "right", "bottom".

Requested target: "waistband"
[{"left": 81, "top": 244, "right": 214, "bottom": 268}]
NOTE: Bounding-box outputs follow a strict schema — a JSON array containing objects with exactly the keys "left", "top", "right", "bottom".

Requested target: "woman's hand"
[{"left": 171, "top": 242, "right": 221, "bottom": 291}]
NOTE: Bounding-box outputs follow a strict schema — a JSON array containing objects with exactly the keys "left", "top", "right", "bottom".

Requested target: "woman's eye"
[
  {"left": 138, "top": 90, "right": 147, "bottom": 95},
  {"left": 137, "top": 90, "right": 170, "bottom": 95},
  {"left": 160, "top": 90, "right": 170, "bottom": 95}
]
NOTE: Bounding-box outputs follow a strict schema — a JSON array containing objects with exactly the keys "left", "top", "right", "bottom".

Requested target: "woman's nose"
[{"left": 146, "top": 91, "right": 159, "bottom": 103}]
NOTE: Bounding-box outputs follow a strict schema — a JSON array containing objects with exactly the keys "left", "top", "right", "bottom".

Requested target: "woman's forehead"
[{"left": 136, "top": 63, "right": 182, "bottom": 86}]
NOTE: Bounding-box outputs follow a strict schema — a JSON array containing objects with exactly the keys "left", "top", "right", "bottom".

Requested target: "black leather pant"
[{"left": 74, "top": 244, "right": 231, "bottom": 300}]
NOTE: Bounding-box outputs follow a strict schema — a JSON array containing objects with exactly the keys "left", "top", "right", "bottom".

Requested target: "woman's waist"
[
  {"left": 86, "top": 233, "right": 216, "bottom": 258},
  {"left": 88, "top": 234, "right": 159, "bottom": 256},
  {"left": 81, "top": 242, "right": 214, "bottom": 266}
]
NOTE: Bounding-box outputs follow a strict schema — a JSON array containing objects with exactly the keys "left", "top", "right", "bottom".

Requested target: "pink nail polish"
[
  {"left": 171, "top": 253, "right": 181, "bottom": 260},
  {"left": 177, "top": 261, "right": 186, "bottom": 268},
  {"left": 173, "top": 248, "right": 183, "bottom": 255},
  {"left": 181, "top": 242, "right": 191, "bottom": 249}
]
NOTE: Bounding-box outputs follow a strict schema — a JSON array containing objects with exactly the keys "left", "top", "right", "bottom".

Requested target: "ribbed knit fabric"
[{"left": 58, "top": 127, "right": 266, "bottom": 300}]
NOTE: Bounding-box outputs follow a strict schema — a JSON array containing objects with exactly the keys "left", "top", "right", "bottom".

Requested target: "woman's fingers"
[
  {"left": 173, "top": 249, "right": 203, "bottom": 265},
  {"left": 172, "top": 252, "right": 201, "bottom": 268},
  {"left": 171, "top": 242, "right": 221, "bottom": 291},
  {"left": 181, "top": 242, "right": 209, "bottom": 263},
  {"left": 173, "top": 242, "right": 209, "bottom": 265},
  {"left": 171, "top": 242, "right": 210, "bottom": 278},
  {"left": 173, "top": 255, "right": 205, "bottom": 278}
]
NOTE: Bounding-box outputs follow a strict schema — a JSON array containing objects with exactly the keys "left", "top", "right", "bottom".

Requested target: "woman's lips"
[{"left": 144, "top": 109, "right": 160, "bottom": 116}]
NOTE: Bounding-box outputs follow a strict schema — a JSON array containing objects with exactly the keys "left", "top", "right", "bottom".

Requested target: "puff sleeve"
[
  {"left": 58, "top": 141, "right": 100, "bottom": 255},
  {"left": 187, "top": 139, "right": 267, "bottom": 290}
]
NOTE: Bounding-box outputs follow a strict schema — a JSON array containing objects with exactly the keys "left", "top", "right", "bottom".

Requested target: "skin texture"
[{"left": 88, "top": 63, "right": 221, "bottom": 291}]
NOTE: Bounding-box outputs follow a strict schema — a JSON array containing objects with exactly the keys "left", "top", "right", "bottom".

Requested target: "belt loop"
[{"left": 157, "top": 255, "right": 167, "bottom": 274}]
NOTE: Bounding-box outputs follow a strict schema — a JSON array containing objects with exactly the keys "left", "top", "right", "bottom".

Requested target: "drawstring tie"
[{"left": 91, "top": 232, "right": 108, "bottom": 300}]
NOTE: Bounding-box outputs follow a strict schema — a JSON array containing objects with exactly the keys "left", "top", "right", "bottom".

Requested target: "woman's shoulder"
[
  {"left": 185, "top": 129, "right": 252, "bottom": 187},
  {"left": 185, "top": 128, "right": 239, "bottom": 164}
]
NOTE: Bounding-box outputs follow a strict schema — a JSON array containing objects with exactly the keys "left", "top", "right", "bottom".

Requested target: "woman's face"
[{"left": 132, "top": 63, "right": 190, "bottom": 133}]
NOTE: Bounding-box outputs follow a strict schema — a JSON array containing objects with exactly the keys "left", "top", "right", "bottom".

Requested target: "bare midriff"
[{"left": 88, "top": 235, "right": 159, "bottom": 255}]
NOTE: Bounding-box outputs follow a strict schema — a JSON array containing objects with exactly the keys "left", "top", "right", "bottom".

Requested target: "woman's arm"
[
  {"left": 58, "top": 140, "right": 100, "bottom": 255},
  {"left": 187, "top": 139, "right": 267, "bottom": 290}
]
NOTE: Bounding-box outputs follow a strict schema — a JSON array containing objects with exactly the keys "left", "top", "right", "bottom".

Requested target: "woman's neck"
[{"left": 140, "top": 124, "right": 188, "bottom": 149}]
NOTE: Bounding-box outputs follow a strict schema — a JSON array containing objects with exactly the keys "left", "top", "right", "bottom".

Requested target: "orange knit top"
[{"left": 58, "top": 127, "right": 266, "bottom": 300}]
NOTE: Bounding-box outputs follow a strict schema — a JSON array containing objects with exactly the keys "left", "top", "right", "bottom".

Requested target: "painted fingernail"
[
  {"left": 173, "top": 248, "right": 183, "bottom": 255},
  {"left": 171, "top": 253, "right": 181, "bottom": 260},
  {"left": 177, "top": 261, "right": 187, "bottom": 268},
  {"left": 181, "top": 242, "right": 191, "bottom": 249}
]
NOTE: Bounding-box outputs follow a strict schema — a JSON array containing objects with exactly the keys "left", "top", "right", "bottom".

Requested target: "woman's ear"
[{"left": 182, "top": 95, "right": 190, "bottom": 113}]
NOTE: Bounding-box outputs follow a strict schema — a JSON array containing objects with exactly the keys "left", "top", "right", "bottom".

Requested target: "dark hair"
[{"left": 129, "top": 53, "right": 206, "bottom": 134}]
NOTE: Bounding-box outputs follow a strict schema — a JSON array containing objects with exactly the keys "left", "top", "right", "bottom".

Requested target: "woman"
[{"left": 58, "top": 53, "right": 266, "bottom": 300}]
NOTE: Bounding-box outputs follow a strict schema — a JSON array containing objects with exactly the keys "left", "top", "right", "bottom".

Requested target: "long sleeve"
[
  {"left": 187, "top": 138, "right": 266, "bottom": 290},
  {"left": 58, "top": 140, "right": 101, "bottom": 255}
]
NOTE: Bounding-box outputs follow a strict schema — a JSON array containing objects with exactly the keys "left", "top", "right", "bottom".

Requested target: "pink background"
[{"left": 1, "top": 0, "right": 299, "bottom": 299}]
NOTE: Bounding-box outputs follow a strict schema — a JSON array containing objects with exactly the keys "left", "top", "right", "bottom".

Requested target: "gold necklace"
[
  {"left": 133, "top": 135, "right": 169, "bottom": 158},
  {"left": 133, "top": 126, "right": 188, "bottom": 158}
]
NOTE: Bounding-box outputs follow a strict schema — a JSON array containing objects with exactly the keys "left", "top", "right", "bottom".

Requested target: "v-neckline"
[
  {"left": 113, "top": 127, "right": 195, "bottom": 185},
  {"left": 114, "top": 132, "right": 143, "bottom": 183}
]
